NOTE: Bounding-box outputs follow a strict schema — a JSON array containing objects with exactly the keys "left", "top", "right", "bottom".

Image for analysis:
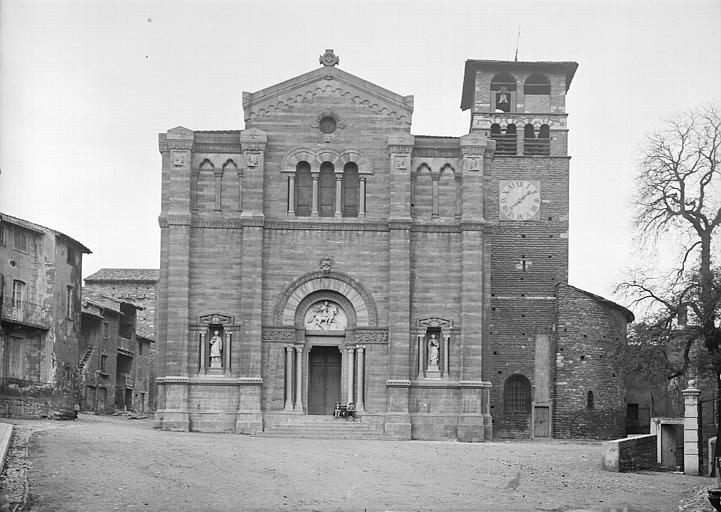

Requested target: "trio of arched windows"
[{"left": 292, "top": 161, "right": 362, "bottom": 217}]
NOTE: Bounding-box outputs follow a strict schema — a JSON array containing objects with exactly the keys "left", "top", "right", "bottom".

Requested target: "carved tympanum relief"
[{"left": 305, "top": 300, "right": 347, "bottom": 331}]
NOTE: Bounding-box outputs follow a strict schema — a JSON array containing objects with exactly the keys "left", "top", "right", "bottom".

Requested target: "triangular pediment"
[{"left": 242, "top": 66, "right": 414, "bottom": 125}]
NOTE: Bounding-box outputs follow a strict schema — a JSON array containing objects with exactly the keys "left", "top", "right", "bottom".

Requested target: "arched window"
[
  {"left": 587, "top": 391, "right": 595, "bottom": 410},
  {"left": 342, "top": 162, "right": 359, "bottom": 217},
  {"left": 524, "top": 124, "right": 536, "bottom": 140},
  {"left": 537, "top": 124, "right": 550, "bottom": 156},
  {"left": 491, "top": 123, "right": 517, "bottom": 156},
  {"left": 318, "top": 162, "right": 335, "bottom": 217},
  {"left": 504, "top": 374, "right": 531, "bottom": 413},
  {"left": 490, "top": 73, "right": 517, "bottom": 113},
  {"left": 524, "top": 74, "right": 551, "bottom": 95},
  {"left": 295, "top": 162, "right": 312, "bottom": 217}
]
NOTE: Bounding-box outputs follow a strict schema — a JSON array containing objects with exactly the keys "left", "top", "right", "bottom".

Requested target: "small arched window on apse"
[
  {"left": 295, "top": 161, "right": 312, "bottom": 217},
  {"left": 504, "top": 374, "right": 531, "bottom": 413},
  {"left": 318, "top": 162, "right": 336, "bottom": 217},
  {"left": 586, "top": 390, "right": 595, "bottom": 410},
  {"left": 342, "top": 162, "right": 359, "bottom": 217},
  {"left": 490, "top": 72, "right": 517, "bottom": 113}
]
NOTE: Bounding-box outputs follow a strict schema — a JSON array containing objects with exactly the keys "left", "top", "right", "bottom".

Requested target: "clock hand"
[{"left": 510, "top": 190, "right": 534, "bottom": 209}]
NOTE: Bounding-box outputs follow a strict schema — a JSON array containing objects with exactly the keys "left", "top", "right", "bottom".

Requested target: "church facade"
[{"left": 154, "top": 51, "right": 633, "bottom": 441}]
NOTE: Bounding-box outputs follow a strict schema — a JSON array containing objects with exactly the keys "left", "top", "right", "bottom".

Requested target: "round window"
[{"left": 319, "top": 116, "right": 337, "bottom": 134}]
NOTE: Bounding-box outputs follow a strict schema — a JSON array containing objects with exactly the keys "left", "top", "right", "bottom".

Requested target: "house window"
[
  {"left": 14, "top": 229, "right": 29, "bottom": 252},
  {"left": 504, "top": 374, "right": 531, "bottom": 413},
  {"left": 587, "top": 390, "right": 595, "bottom": 409},
  {"left": 318, "top": 162, "right": 335, "bottom": 217},
  {"left": 66, "top": 286, "right": 74, "bottom": 318},
  {"left": 294, "top": 162, "right": 312, "bottom": 217},
  {"left": 67, "top": 247, "right": 76, "bottom": 266},
  {"left": 138, "top": 341, "right": 144, "bottom": 355},
  {"left": 102, "top": 322, "right": 109, "bottom": 339},
  {"left": 12, "top": 280, "right": 25, "bottom": 308},
  {"left": 100, "top": 355, "right": 108, "bottom": 373},
  {"left": 0, "top": 224, "right": 6, "bottom": 245},
  {"left": 342, "top": 163, "right": 359, "bottom": 217}
]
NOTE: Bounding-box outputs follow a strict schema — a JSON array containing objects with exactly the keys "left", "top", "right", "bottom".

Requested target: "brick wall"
[
  {"left": 555, "top": 284, "right": 628, "bottom": 439},
  {"left": 602, "top": 434, "right": 657, "bottom": 472}
]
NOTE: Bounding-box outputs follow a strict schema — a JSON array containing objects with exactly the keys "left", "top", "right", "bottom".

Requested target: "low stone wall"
[
  {"left": 0, "top": 422, "right": 12, "bottom": 472},
  {"left": 602, "top": 434, "right": 657, "bottom": 472}
]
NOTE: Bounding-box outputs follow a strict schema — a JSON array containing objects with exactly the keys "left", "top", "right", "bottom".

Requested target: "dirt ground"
[{"left": 0, "top": 414, "right": 715, "bottom": 512}]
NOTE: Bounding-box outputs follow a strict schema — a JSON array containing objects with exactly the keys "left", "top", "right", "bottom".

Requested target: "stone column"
[
  {"left": 359, "top": 177, "right": 367, "bottom": 217},
  {"left": 214, "top": 170, "right": 223, "bottom": 211},
  {"left": 294, "top": 345, "right": 304, "bottom": 412},
  {"left": 190, "top": 169, "right": 199, "bottom": 212},
  {"left": 224, "top": 332, "right": 231, "bottom": 375},
  {"left": 431, "top": 173, "right": 440, "bottom": 219},
  {"left": 356, "top": 345, "right": 365, "bottom": 412},
  {"left": 683, "top": 380, "right": 701, "bottom": 476},
  {"left": 417, "top": 334, "right": 424, "bottom": 379},
  {"left": 443, "top": 334, "right": 450, "bottom": 379},
  {"left": 287, "top": 174, "right": 295, "bottom": 216},
  {"left": 334, "top": 173, "right": 343, "bottom": 218},
  {"left": 284, "top": 345, "right": 294, "bottom": 411},
  {"left": 237, "top": 169, "right": 244, "bottom": 214},
  {"left": 199, "top": 332, "right": 206, "bottom": 374},
  {"left": 346, "top": 346, "right": 355, "bottom": 404},
  {"left": 311, "top": 173, "right": 319, "bottom": 217}
]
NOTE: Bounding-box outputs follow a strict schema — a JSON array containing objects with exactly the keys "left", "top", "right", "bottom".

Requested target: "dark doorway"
[{"left": 308, "top": 345, "right": 341, "bottom": 415}]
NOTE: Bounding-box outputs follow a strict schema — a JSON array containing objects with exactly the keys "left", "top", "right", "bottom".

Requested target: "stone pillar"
[
  {"left": 431, "top": 173, "right": 440, "bottom": 219},
  {"left": 356, "top": 345, "right": 365, "bottom": 412},
  {"left": 683, "top": 380, "right": 702, "bottom": 476},
  {"left": 311, "top": 173, "right": 319, "bottom": 217},
  {"left": 359, "top": 177, "right": 367, "bottom": 217},
  {"left": 236, "top": 169, "right": 243, "bottom": 213},
  {"left": 417, "top": 334, "right": 424, "bottom": 379},
  {"left": 214, "top": 170, "right": 223, "bottom": 211},
  {"left": 190, "top": 169, "right": 199, "bottom": 212},
  {"left": 443, "top": 334, "right": 450, "bottom": 379},
  {"left": 224, "top": 332, "right": 231, "bottom": 375},
  {"left": 199, "top": 332, "right": 206, "bottom": 374},
  {"left": 287, "top": 174, "right": 295, "bottom": 216},
  {"left": 346, "top": 346, "right": 355, "bottom": 404},
  {"left": 334, "top": 173, "right": 343, "bottom": 217},
  {"left": 294, "top": 345, "right": 304, "bottom": 412},
  {"left": 284, "top": 345, "right": 294, "bottom": 411}
]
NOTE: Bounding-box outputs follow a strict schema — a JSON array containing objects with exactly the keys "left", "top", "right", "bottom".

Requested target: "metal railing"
[{"left": 0, "top": 296, "right": 50, "bottom": 328}]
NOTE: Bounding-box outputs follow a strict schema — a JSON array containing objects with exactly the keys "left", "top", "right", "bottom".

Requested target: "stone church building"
[{"left": 154, "top": 50, "right": 633, "bottom": 441}]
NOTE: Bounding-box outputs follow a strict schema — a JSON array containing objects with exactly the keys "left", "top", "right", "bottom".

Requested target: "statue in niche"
[
  {"left": 428, "top": 334, "right": 440, "bottom": 369},
  {"left": 307, "top": 301, "right": 340, "bottom": 330},
  {"left": 209, "top": 330, "right": 223, "bottom": 368}
]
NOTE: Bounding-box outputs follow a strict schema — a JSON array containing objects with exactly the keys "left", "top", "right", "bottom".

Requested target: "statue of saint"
[
  {"left": 209, "top": 330, "right": 223, "bottom": 368},
  {"left": 428, "top": 334, "right": 440, "bottom": 368}
]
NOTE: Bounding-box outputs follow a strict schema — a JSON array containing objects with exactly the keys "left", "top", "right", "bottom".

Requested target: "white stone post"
[
  {"left": 356, "top": 345, "right": 365, "bottom": 412},
  {"left": 359, "top": 177, "right": 367, "bottom": 217},
  {"left": 294, "top": 345, "right": 303, "bottom": 412},
  {"left": 288, "top": 175, "right": 295, "bottom": 216},
  {"left": 346, "top": 346, "right": 355, "bottom": 404},
  {"left": 311, "top": 173, "right": 319, "bottom": 217},
  {"left": 443, "top": 334, "right": 450, "bottom": 379},
  {"left": 334, "top": 173, "right": 343, "bottom": 217},
  {"left": 284, "top": 345, "right": 294, "bottom": 411},
  {"left": 683, "top": 380, "right": 701, "bottom": 476}
]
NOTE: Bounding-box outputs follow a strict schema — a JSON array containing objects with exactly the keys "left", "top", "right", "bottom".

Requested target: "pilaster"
[{"left": 682, "top": 380, "right": 702, "bottom": 476}]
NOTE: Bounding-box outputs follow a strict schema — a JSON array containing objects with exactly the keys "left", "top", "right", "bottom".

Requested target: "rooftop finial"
[{"left": 320, "top": 49, "right": 339, "bottom": 67}]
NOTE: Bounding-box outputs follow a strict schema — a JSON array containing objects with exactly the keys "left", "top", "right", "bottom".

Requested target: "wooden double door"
[{"left": 308, "top": 345, "right": 342, "bottom": 415}]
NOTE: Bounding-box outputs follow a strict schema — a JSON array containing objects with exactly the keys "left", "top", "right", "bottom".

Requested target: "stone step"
[{"left": 262, "top": 418, "right": 392, "bottom": 440}]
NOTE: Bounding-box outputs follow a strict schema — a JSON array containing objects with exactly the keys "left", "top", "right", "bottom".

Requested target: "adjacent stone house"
[
  {"left": 154, "top": 51, "right": 633, "bottom": 440},
  {"left": 0, "top": 213, "right": 91, "bottom": 417},
  {"left": 83, "top": 269, "right": 158, "bottom": 412}
]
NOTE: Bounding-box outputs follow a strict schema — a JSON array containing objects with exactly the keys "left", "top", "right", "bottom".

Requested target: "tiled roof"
[
  {"left": 1, "top": 211, "right": 92, "bottom": 253},
  {"left": 560, "top": 283, "right": 635, "bottom": 323},
  {"left": 82, "top": 290, "right": 122, "bottom": 313},
  {"left": 85, "top": 268, "right": 159, "bottom": 283}
]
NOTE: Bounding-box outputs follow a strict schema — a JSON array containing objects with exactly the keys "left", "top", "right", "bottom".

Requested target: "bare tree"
[{"left": 618, "top": 104, "right": 721, "bottom": 469}]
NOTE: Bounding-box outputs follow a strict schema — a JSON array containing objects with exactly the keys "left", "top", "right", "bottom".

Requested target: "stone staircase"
[
  {"left": 261, "top": 415, "right": 392, "bottom": 440},
  {"left": 77, "top": 347, "right": 94, "bottom": 371}
]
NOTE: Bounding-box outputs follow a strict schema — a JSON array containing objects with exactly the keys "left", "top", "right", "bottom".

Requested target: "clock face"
[{"left": 499, "top": 180, "right": 541, "bottom": 221}]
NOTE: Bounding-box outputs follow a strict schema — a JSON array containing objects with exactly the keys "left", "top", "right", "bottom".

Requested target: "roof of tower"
[{"left": 460, "top": 59, "right": 579, "bottom": 111}]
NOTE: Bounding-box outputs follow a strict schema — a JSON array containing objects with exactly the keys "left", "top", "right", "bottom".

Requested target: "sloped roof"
[
  {"left": 559, "top": 283, "right": 635, "bottom": 323},
  {"left": 1, "top": 212, "right": 92, "bottom": 253},
  {"left": 85, "top": 268, "right": 159, "bottom": 283}
]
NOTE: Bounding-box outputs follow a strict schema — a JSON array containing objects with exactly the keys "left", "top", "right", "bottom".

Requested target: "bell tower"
[{"left": 460, "top": 59, "right": 579, "bottom": 438}]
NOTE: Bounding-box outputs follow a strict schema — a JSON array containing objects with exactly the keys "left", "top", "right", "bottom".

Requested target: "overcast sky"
[{"left": 1, "top": 0, "right": 719, "bottom": 310}]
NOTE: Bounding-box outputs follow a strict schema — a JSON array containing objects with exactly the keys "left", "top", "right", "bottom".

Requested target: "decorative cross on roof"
[{"left": 319, "top": 49, "right": 339, "bottom": 67}]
